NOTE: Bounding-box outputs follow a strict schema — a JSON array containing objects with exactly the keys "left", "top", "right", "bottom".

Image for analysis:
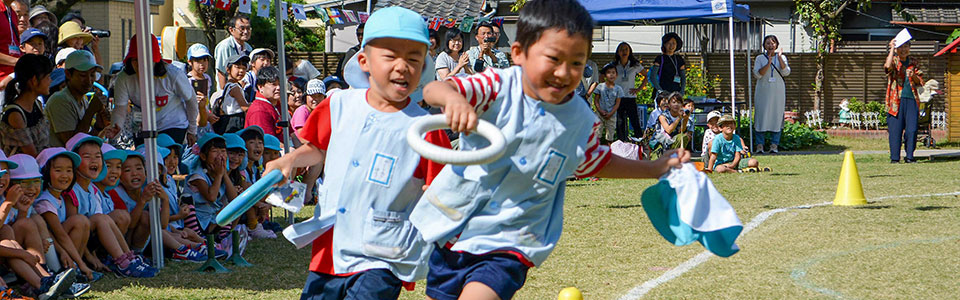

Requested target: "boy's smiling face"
[
  {"left": 512, "top": 29, "right": 589, "bottom": 104},
  {"left": 359, "top": 37, "right": 427, "bottom": 104},
  {"left": 76, "top": 143, "right": 103, "bottom": 180}
]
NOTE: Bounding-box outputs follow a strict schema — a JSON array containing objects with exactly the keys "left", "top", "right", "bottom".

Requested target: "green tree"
[
  {"left": 794, "top": 0, "right": 911, "bottom": 111},
  {"left": 189, "top": 0, "right": 324, "bottom": 51}
]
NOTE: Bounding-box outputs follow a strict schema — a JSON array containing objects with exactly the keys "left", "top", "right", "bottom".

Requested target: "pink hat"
[{"left": 7, "top": 154, "right": 41, "bottom": 179}]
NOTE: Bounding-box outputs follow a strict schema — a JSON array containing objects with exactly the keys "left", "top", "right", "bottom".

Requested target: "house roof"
[
  {"left": 934, "top": 37, "right": 960, "bottom": 57},
  {"left": 373, "top": 0, "right": 484, "bottom": 19},
  {"left": 891, "top": 6, "right": 960, "bottom": 26}
]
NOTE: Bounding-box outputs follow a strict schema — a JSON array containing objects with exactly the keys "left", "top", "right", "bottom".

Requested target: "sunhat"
[
  {"left": 7, "top": 154, "right": 41, "bottom": 179},
  {"left": 37, "top": 147, "right": 81, "bottom": 169},
  {"left": 58, "top": 21, "right": 92, "bottom": 46},
  {"left": 66, "top": 132, "right": 103, "bottom": 152}
]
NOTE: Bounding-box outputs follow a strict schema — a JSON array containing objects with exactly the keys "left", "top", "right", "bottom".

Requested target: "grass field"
[{"left": 84, "top": 138, "right": 960, "bottom": 299}]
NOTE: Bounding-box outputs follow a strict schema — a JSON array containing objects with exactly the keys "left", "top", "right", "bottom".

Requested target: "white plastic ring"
[{"left": 407, "top": 115, "right": 506, "bottom": 165}]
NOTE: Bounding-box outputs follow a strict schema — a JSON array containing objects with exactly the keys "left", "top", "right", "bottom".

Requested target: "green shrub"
[
  {"left": 737, "top": 118, "right": 828, "bottom": 151},
  {"left": 845, "top": 97, "right": 887, "bottom": 127}
]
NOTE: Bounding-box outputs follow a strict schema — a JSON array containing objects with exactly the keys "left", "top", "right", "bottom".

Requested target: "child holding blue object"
[
  {"left": 410, "top": 1, "right": 689, "bottom": 299},
  {"left": 263, "top": 6, "right": 451, "bottom": 299}
]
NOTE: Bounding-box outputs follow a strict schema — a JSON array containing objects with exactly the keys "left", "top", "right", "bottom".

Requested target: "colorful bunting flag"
[
  {"left": 443, "top": 17, "right": 457, "bottom": 28},
  {"left": 327, "top": 8, "right": 344, "bottom": 24},
  {"left": 491, "top": 17, "right": 504, "bottom": 27},
  {"left": 257, "top": 0, "right": 270, "bottom": 17},
  {"left": 215, "top": 0, "right": 231, "bottom": 10},
  {"left": 280, "top": 2, "right": 288, "bottom": 20},
  {"left": 477, "top": 17, "right": 490, "bottom": 25},
  {"left": 357, "top": 11, "right": 369, "bottom": 23},
  {"left": 459, "top": 16, "right": 475, "bottom": 32},
  {"left": 343, "top": 10, "right": 358, "bottom": 24},
  {"left": 316, "top": 5, "right": 329, "bottom": 23},
  {"left": 428, "top": 17, "right": 442, "bottom": 31},
  {"left": 199, "top": 0, "right": 213, "bottom": 7},
  {"left": 237, "top": 0, "right": 251, "bottom": 14},
  {"left": 292, "top": 3, "right": 306, "bottom": 20}
]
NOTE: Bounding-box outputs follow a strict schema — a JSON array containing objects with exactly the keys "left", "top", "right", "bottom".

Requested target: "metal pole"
[
  {"left": 134, "top": 0, "right": 163, "bottom": 269},
  {"left": 747, "top": 19, "right": 753, "bottom": 148},
  {"left": 274, "top": 0, "right": 294, "bottom": 225},
  {"left": 729, "top": 17, "right": 735, "bottom": 116},
  {"left": 366, "top": 0, "right": 371, "bottom": 13}
]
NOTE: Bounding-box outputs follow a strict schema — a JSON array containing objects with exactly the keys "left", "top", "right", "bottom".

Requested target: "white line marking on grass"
[{"left": 618, "top": 191, "right": 960, "bottom": 300}]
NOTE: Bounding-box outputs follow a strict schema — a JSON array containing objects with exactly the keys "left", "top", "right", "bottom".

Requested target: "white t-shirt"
[
  {"left": 434, "top": 51, "right": 468, "bottom": 80},
  {"left": 213, "top": 82, "right": 245, "bottom": 115},
  {"left": 293, "top": 60, "right": 321, "bottom": 80},
  {"left": 113, "top": 64, "right": 200, "bottom": 134}
]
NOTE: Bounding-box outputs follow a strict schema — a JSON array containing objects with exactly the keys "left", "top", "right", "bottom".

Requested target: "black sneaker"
[
  {"left": 64, "top": 282, "right": 90, "bottom": 299},
  {"left": 905, "top": 158, "right": 917, "bottom": 163},
  {"left": 38, "top": 268, "right": 76, "bottom": 300},
  {"left": 890, "top": 160, "right": 899, "bottom": 164}
]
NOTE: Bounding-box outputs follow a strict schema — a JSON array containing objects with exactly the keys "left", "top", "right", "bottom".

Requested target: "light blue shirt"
[
  {"left": 593, "top": 84, "right": 623, "bottom": 113},
  {"left": 312, "top": 89, "right": 431, "bottom": 281},
  {"left": 410, "top": 66, "right": 604, "bottom": 267},
  {"left": 164, "top": 175, "right": 183, "bottom": 229},
  {"left": 187, "top": 170, "right": 226, "bottom": 231},
  {"left": 711, "top": 134, "right": 744, "bottom": 168},
  {"left": 466, "top": 47, "right": 510, "bottom": 71},
  {"left": 71, "top": 183, "right": 104, "bottom": 217},
  {"left": 34, "top": 191, "right": 67, "bottom": 223}
]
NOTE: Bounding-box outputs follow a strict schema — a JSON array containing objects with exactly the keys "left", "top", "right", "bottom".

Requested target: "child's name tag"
[
  {"left": 367, "top": 153, "right": 396, "bottom": 186},
  {"left": 768, "top": 75, "right": 776, "bottom": 82},
  {"left": 673, "top": 75, "right": 682, "bottom": 83},
  {"left": 535, "top": 149, "right": 567, "bottom": 186}
]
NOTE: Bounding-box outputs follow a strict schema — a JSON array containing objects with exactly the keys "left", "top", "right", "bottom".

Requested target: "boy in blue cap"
[
  {"left": 263, "top": 6, "right": 450, "bottom": 299},
  {"left": 410, "top": 1, "right": 690, "bottom": 299}
]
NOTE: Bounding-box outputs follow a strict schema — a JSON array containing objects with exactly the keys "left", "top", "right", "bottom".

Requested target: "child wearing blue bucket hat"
[
  {"left": 262, "top": 6, "right": 452, "bottom": 299},
  {"left": 408, "top": 1, "right": 691, "bottom": 299},
  {"left": 185, "top": 133, "right": 240, "bottom": 252}
]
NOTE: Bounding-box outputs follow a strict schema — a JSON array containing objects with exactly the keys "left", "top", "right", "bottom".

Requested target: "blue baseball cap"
[
  {"left": 237, "top": 125, "right": 264, "bottom": 141},
  {"left": 361, "top": 7, "right": 429, "bottom": 48},
  {"left": 263, "top": 134, "right": 282, "bottom": 152},
  {"left": 344, "top": 7, "right": 434, "bottom": 90},
  {"left": 20, "top": 28, "right": 46, "bottom": 46},
  {"left": 49, "top": 68, "right": 65, "bottom": 90},
  {"left": 224, "top": 133, "right": 247, "bottom": 151},
  {"left": 187, "top": 43, "right": 212, "bottom": 60},
  {"left": 101, "top": 144, "right": 128, "bottom": 162},
  {"left": 196, "top": 132, "right": 225, "bottom": 150},
  {"left": 156, "top": 133, "right": 183, "bottom": 156},
  {"left": 109, "top": 62, "right": 124, "bottom": 75}
]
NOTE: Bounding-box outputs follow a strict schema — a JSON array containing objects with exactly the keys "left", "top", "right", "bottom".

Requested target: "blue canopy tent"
[{"left": 579, "top": 0, "right": 754, "bottom": 144}]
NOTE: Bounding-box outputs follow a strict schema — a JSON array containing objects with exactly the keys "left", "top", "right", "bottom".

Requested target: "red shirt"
[
  {"left": 300, "top": 97, "right": 450, "bottom": 281},
  {"left": 0, "top": 4, "right": 20, "bottom": 78},
  {"left": 244, "top": 92, "right": 283, "bottom": 142}
]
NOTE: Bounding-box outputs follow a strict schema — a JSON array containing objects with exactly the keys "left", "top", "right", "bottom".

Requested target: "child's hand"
[
  {"left": 14, "top": 194, "right": 31, "bottom": 212},
  {"left": 0, "top": 200, "right": 13, "bottom": 215},
  {"left": 4, "top": 185, "right": 22, "bottom": 206},
  {"left": 656, "top": 149, "right": 691, "bottom": 175},
  {"left": 263, "top": 157, "right": 295, "bottom": 187},
  {"left": 444, "top": 98, "right": 478, "bottom": 134}
]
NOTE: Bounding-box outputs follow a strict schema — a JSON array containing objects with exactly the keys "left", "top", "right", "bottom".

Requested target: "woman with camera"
[{"left": 752, "top": 35, "right": 791, "bottom": 154}]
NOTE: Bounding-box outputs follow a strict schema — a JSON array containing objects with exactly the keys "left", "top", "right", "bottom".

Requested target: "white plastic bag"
[{"left": 266, "top": 181, "right": 307, "bottom": 213}]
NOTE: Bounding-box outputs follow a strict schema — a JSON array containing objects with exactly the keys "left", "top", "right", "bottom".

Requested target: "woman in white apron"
[{"left": 752, "top": 35, "right": 790, "bottom": 154}]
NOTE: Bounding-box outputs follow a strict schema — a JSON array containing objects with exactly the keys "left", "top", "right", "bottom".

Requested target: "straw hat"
[{"left": 58, "top": 21, "right": 93, "bottom": 46}]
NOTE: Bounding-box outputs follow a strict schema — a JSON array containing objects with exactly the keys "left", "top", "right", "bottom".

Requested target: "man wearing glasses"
[
  {"left": 466, "top": 22, "right": 509, "bottom": 72},
  {"left": 334, "top": 22, "right": 364, "bottom": 84},
  {"left": 214, "top": 14, "right": 253, "bottom": 90}
]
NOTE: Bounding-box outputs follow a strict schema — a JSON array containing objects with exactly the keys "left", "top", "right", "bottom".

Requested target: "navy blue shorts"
[
  {"left": 300, "top": 269, "right": 402, "bottom": 300},
  {"left": 425, "top": 246, "right": 530, "bottom": 300}
]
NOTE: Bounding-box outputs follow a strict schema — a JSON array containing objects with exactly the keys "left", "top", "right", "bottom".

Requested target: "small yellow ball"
[{"left": 558, "top": 287, "right": 583, "bottom": 300}]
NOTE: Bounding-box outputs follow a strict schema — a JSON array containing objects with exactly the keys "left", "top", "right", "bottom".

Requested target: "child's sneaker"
[
  {"left": 769, "top": 144, "right": 778, "bottom": 153},
  {"left": 249, "top": 223, "right": 277, "bottom": 239},
  {"left": 172, "top": 245, "right": 207, "bottom": 262},
  {"left": 114, "top": 257, "right": 156, "bottom": 278},
  {"left": 217, "top": 235, "right": 233, "bottom": 258},
  {"left": 0, "top": 287, "right": 33, "bottom": 300},
  {"left": 64, "top": 282, "right": 90, "bottom": 299},
  {"left": 37, "top": 267, "right": 76, "bottom": 300}
]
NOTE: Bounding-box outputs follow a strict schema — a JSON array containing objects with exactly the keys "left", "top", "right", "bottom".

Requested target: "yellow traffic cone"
[
  {"left": 558, "top": 287, "right": 583, "bottom": 300},
  {"left": 834, "top": 151, "right": 867, "bottom": 206}
]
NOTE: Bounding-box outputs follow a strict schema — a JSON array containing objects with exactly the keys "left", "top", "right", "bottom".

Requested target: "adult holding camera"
[
  {"left": 466, "top": 22, "right": 509, "bottom": 72},
  {"left": 752, "top": 35, "right": 790, "bottom": 154},
  {"left": 45, "top": 50, "right": 113, "bottom": 147},
  {"left": 884, "top": 35, "right": 921, "bottom": 163},
  {"left": 650, "top": 33, "right": 686, "bottom": 98},
  {"left": 611, "top": 42, "right": 644, "bottom": 141},
  {"left": 58, "top": 13, "right": 105, "bottom": 67}
]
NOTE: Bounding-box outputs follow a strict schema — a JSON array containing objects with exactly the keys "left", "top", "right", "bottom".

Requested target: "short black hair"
[
  {"left": 285, "top": 58, "right": 294, "bottom": 70},
  {"left": 442, "top": 28, "right": 464, "bottom": 54},
  {"left": 251, "top": 51, "right": 272, "bottom": 63},
  {"left": 600, "top": 63, "right": 616, "bottom": 75},
  {"left": 41, "top": 155, "right": 77, "bottom": 191},
  {"left": 666, "top": 92, "right": 683, "bottom": 104},
  {"left": 683, "top": 99, "right": 694, "bottom": 105},
  {"left": 515, "top": 0, "right": 594, "bottom": 51},
  {"left": 61, "top": 12, "right": 85, "bottom": 26},
  {"left": 476, "top": 22, "right": 494, "bottom": 34},
  {"left": 228, "top": 14, "right": 250, "bottom": 29},
  {"left": 257, "top": 66, "right": 281, "bottom": 87},
  {"left": 661, "top": 32, "right": 683, "bottom": 53}
]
